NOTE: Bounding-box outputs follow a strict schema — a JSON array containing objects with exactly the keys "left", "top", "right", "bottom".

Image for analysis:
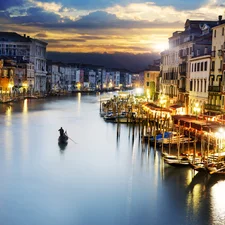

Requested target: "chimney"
[
  {"left": 219, "top": 15, "right": 222, "bottom": 22},
  {"left": 24, "top": 34, "right": 26, "bottom": 38}
]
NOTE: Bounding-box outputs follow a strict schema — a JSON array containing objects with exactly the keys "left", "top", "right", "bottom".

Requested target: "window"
[
  {"left": 214, "top": 30, "right": 216, "bottom": 37},
  {"left": 205, "top": 80, "right": 207, "bottom": 92},
  {"left": 211, "top": 61, "right": 215, "bottom": 71},
  {"left": 204, "top": 61, "right": 207, "bottom": 71},
  {"left": 190, "top": 80, "right": 193, "bottom": 91},
  {"left": 146, "top": 82, "right": 149, "bottom": 86},
  {"left": 222, "top": 27, "right": 224, "bottom": 36},
  {"left": 197, "top": 63, "right": 200, "bottom": 71},
  {"left": 201, "top": 62, "right": 204, "bottom": 71},
  {"left": 147, "top": 73, "right": 149, "bottom": 78},
  {"left": 194, "top": 63, "right": 197, "bottom": 72}
]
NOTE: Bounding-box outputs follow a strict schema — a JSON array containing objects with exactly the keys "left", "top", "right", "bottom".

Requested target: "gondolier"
[{"left": 58, "top": 127, "right": 64, "bottom": 137}]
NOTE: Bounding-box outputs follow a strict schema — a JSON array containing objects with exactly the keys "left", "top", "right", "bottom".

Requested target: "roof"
[
  {"left": 0, "top": 32, "right": 31, "bottom": 42},
  {"left": 143, "top": 102, "right": 171, "bottom": 113}
]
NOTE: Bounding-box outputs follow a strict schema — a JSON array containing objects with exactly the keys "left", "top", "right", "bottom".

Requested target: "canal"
[{"left": 0, "top": 93, "right": 224, "bottom": 225}]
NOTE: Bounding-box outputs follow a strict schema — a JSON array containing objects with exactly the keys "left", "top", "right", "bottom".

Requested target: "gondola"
[{"left": 58, "top": 132, "right": 69, "bottom": 145}]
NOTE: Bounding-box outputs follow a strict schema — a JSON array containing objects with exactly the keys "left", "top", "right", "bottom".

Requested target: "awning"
[{"left": 169, "top": 104, "right": 183, "bottom": 109}]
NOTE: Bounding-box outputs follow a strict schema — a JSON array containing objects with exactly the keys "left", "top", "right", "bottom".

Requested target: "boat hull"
[{"left": 58, "top": 134, "right": 68, "bottom": 144}]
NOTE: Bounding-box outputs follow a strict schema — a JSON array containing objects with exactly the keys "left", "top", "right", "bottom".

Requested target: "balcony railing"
[
  {"left": 179, "top": 87, "right": 186, "bottom": 92},
  {"left": 204, "top": 104, "right": 221, "bottom": 111},
  {"left": 208, "top": 86, "right": 221, "bottom": 92}
]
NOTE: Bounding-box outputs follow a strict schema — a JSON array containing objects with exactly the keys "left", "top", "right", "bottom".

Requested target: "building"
[
  {"left": 143, "top": 65, "right": 160, "bottom": 101},
  {"left": 0, "top": 32, "right": 47, "bottom": 92},
  {"left": 161, "top": 18, "right": 218, "bottom": 113},
  {"left": 189, "top": 55, "right": 211, "bottom": 115},
  {"left": 0, "top": 58, "right": 15, "bottom": 94},
  {"left": 205, "top": 16, "right": 225, "bottom": 115}
]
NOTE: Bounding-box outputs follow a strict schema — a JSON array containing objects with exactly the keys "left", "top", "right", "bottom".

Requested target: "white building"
[
  {"left": 189, "top": 55, "right": 211, "bottom": 114},
  {"left": 89, "top": 70, "right": 96, "bottom": 89}
]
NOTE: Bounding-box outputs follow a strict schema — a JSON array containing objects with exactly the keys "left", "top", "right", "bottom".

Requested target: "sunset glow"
[{"left": 0, "top": 0, "right": 224, "bottom": 54}]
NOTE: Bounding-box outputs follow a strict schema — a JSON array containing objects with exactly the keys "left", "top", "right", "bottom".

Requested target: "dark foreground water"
[{"left": 0, "top": 93, "right": 225, "bottom": 225}]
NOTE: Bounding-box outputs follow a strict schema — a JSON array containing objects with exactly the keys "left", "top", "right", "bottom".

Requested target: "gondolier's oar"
[{"left": 68, "top": 137, "right": 78, "bottom": 144}]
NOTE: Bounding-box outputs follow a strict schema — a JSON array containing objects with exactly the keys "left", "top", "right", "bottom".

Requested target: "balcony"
[
  {"left": 179, "top": 71, "right": 186, "bottom": 76},
  {"left": 179, "top": 87, "right": 186, "bottom": 92},
  {"left": 208, "top": 86, "right": 221, "bottom": 92},
  {"left": 211, "top": 51, "right": 215, "bottom": 57},
  {"left": 204, "top": 104, "right": 221, "bottom": 111}
]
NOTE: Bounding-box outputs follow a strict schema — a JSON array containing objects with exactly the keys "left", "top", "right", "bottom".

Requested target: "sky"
[{"left": 0, "top": 0, "right": 225, "bottom": 54}]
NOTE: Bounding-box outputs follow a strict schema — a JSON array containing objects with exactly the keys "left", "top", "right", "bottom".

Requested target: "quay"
[{"left": 100, "top": 93, "right": 225, "bottom": 163}]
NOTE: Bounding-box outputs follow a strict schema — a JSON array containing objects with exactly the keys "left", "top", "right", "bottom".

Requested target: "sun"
[{"left": 153, "top": 42, "right": 169, "bottom": 53}]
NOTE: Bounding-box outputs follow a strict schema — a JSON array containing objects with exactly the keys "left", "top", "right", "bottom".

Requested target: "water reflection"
[
  {"left": 211, "top": 181, "right": 225, "bottom": 223},
  {"left": 1, "top": 95, "right": 225, "bottom": 225},
  {"left": 5, "top": 105, "right": 12, "bottom": 127},
  {"left": 58, "top": 142, "right": 68, "bottom": 151}
]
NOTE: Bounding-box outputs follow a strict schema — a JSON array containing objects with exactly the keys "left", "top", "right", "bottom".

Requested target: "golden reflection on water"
[
  {"left": 4, "top": 106, "right": 12, "bottom": 163},
  {"left": 77, "top": 93, "right": 81, "bottom": 114},
  {"left": 21, "top": 99, "right": 28, "bottom": 160},
  {"left": 211, "top": 181, "right": 225, "bottom": 223},
  {"left": 187, "top": 183, "right": 201, "bottom": 216},
  {"left": 5, "top": 105, "right": 12, "bottom": 127},
  {"left": 23, "top": 99, "right": 28, "bottom": 114}
]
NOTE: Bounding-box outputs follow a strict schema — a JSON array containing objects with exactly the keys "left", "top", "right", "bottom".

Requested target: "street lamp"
[{"left": 193, "top": 103, "right": 200, "bottom": 119}]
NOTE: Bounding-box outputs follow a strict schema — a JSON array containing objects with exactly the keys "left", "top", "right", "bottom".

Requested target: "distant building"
[{"left": 143, "top": 65, "right": 160, "bottom": 101}]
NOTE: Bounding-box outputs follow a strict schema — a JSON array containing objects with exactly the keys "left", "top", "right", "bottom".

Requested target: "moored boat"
[
  {"left": 189, "top": 162, "right": 207, "bottom": 172},
  {"left": 165, "top": 157, "right": 190, "bottom": 167}
]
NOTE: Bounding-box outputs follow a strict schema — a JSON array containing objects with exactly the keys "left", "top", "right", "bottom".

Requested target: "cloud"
[
  {"left": 47, "top": 43, "right": 152, "bottom": 53},
  {"left": 10, "top": 7, "right": 63, "bottom": 24},
  {"left": 1, "top": 0, "right": 225, "bottom": 54},
  {"left": 35, "top": 32, "right": 48, "bottom": 38},
  {"left": 0, "top": 0, "right": 25, "bottom": 10},
  {"left": 24, "top": 0, "right": 207, "bottom": 11},
  {"left": 8, "top": 10, "right": 183, "bottom": 30},
  {"left": 46, "top": 38, "right": 86, "bottom": 43}
]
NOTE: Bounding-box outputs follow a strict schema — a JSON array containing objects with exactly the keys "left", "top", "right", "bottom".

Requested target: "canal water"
[{"left": 0, "top": 93, "right": 224, "bottom": 225}]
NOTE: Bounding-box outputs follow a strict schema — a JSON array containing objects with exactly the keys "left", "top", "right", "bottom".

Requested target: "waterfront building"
[
  {"left": 206, "top": 16, "right": 225, "bottom": 115},
  {"left": 47, "top": 62, "right": 61, "bottom": 91},
  {"left": 0, "top": 32, "right": 47, "bottom": 92},
  {"left": 89, "top": 70, "right": 96, "bottom": 90},
  {"left": 161, "top": 42, "right": 179, "bottom": 105},
  {"left": 75, "top": 69, "right": 84, "bottom": 90},
  {"left": 114, "top": 71, "right": 120, "bottom": 89},
  {"left": 161, "top": 19, "right": 217, "bottom": 113},
  {"left": 189, "top": 54, "right": 211, "bottom": 115},
  {"left": 0, "top": 58, "right": 15, "bottom": 94},
  {"left": 143, "top": 65, "right": 160, "bottom": 101},
  {"left": 120, "top": 70, "right": 132, "bottom": 88}
]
